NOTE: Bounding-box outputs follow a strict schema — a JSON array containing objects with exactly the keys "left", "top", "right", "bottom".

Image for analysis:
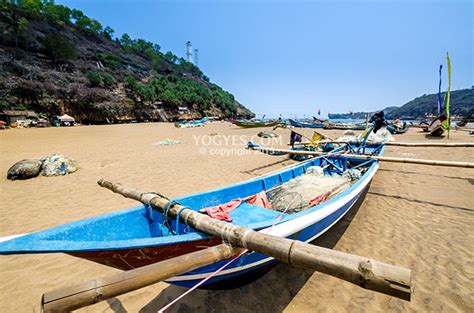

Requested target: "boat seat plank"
[{"left": 229, "top": 202, "right": 282, "bottom": 227}]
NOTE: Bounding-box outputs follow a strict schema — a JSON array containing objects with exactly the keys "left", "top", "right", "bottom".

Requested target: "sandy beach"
[{"left": 0, "top": 122, "right": 473, "bottom": 312}]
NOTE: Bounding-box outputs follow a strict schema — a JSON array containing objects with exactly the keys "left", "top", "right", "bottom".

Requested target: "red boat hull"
[{"left": 69, "top": 237, "right": 222, "bottom": 270}]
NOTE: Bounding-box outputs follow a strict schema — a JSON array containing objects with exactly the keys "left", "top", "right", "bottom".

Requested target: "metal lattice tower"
[
  {"left": 194, "top": 49, "right": 199, "bottom": 66},
  {"left": 186, "top": 41, "right": 193, "bottom": 63}
]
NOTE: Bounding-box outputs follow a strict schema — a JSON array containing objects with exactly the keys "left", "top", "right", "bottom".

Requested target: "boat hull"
[
  {"left": 233, "top": 121, "right": 280, "bottom": 128},
  {"left": 68, "top": 237, "right": 222, "bottom": 270},
  {"left": 387, "top": 123, "right": 409, "bottom": 134},
  {"left": 323, "top": 123, "right": 366, "bottom": 130},
  {"left": 289, "top": 119, "right": 324, "bottom": 128}
]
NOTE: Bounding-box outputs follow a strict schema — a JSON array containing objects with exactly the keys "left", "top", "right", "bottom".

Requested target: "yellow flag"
[
  {"left": 310, "top": 132, "right": 323, "bottom": 146},
  {"left": 443, "top": 53, "right": 451, "bottom": 130}
]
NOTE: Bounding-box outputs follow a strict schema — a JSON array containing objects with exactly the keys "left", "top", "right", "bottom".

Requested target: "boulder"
[
  {"left": 7, "top": 159, "right": 43, "bottom": 180},
  {"left": 41, "top": 154, "right": 78, "bottom": 176},
  {"left": 258, "top": 131, "right": 279, "bottom": 138}
]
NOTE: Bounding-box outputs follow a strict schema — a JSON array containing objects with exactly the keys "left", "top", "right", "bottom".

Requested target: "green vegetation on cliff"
[{"left": 0, "top": 0, "right": 253, "bottom": 122}]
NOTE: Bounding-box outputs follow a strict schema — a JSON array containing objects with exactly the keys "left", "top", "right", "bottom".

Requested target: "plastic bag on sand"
[
  {"left": 154, "top": 139, "right": 184, "bottom": 146},
  {"left": 267, "top": 166, "right": 350, "bottom": 213}
]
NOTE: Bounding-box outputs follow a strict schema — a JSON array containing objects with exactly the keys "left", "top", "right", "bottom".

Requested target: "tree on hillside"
[
  {"left": 43, "top": 33, "right": 76, "bottom": 61},
  {"left": 0, "top": 1, "right": 28, "bottom": 52},
  {"left": 103, "top": 26, "right": 114, "bottom": 39}
]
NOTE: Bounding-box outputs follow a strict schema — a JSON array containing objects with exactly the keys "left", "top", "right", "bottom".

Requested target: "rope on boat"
[
  {"left": 161, "top": 200, "right": 178, "bottom": 236},
  {"left": 175, "top": 206, "right": 190, "bottom": 234}
]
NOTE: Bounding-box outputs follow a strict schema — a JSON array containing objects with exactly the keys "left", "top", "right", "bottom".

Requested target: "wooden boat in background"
[
  {"left": 289, "top": 119, "right": 324, "bottom": 129},
  {"left": 387, "top": 122, "right": 409, "bottom": 134},
  {"left": 175, "top": 118, "right": 207, "bottom": 128},
  {"left": 0, "top": 142, "right": 384, "bottom": 289},
  {"left": 323, "top": 122, "right": 366, "bottom": 130},
  {"left": 232, "top": 120, "right": 280, "bottom": 128},
  {"left": 456, "top": 118, "right": 470, "bottom": 127},
  {"left": 428, "top": 114, "right": 447, "bottom": 137}
]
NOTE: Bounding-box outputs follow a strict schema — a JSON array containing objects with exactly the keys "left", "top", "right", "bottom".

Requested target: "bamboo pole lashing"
[{"left": 314, "top": 140, "right": 474, "bottom": 147}]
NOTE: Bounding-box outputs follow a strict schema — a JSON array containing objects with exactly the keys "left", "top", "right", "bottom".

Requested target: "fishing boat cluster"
[{"left": 1, "top": 109, "right": 473, "bottom": 312}]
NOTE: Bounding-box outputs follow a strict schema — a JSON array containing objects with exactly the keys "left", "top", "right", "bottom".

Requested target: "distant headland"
[{"left": 329, "top": 88, "right": 473, "bottom": 120}]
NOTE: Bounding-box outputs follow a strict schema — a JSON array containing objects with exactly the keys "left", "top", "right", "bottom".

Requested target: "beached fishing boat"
[
  {"left": 387, "top": 122, "right": 409, "bottom": 134},
  {"left": 456, "top": 118, "right": 470, "bottom": 127},
  {"left": 427, "top": 114, "right": 447, "bottom": 137},
  {"left": 232, "top": 120, "right": 280, "bottom": 128},
  {"left": 288, "top": 119, "right": 324, "bottom": 129},
  {"left": 323, "top": 122, "right": 366, "bottom": 130},
  {"left": 0, "top": 142, "right": 384, "bottom": 289},
  {"left": 175, "top": 118, "right": 207, "bottom": 128}
]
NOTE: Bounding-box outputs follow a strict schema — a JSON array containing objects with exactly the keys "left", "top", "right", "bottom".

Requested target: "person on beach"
[{"left": 370, "top": 111, "right": 388, "bottom": 133}]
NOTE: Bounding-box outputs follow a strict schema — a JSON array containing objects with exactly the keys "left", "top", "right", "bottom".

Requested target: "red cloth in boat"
[
  {"left": 199, "top": 199, "right": 242, "bottom": 222},
  {"left": 308, "top": 193, "right": 329, "bottom": 206},
  {"left": 246, "top": 191, "right": 272, "bottom": 209},
  {"left": 199, "top": 191, "right": 272, "bottom": 222}
]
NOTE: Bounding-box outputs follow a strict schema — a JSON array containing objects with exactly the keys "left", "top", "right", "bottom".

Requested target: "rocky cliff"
[{"left": 0, "top": 1, "right": 254, "bottom": 123}]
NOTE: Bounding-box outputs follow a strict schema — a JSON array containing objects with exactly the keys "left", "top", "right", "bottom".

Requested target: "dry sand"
[{"left": 0, "top": 122, "right": 473, "bottom": 312}]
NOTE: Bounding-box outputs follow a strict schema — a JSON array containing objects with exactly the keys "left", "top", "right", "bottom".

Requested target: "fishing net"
[
  {"left": 267, "top": 166, "right": 352, "bottom": 213},
  {"left": 335, "top": 128, "right": 394, "bottom": 144},
  {"left": 363, "top": 128, "right": 394, "bottom": 143}
]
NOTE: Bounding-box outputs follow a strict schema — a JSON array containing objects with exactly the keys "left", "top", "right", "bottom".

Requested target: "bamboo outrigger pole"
[
  {"left": 315, "top": 140, "right": 474, "bottom": 147},
  {"left": 344, "top": 154, "right": 474, "bottom": 168},
  {"left": 42, "top": 244, "right": 242, "bottom": 313},
  {"left": 41, "top": 180, "right": 413, "bottom": 312},
  {"left": 248, "top": 145, "right": 474, "bottom": 168},
  {"left": 378, "top": 142, "right": 474, "bottom": 147}
]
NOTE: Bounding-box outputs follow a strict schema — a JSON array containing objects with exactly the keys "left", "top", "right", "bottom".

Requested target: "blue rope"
[
  {"left": 163, "top": 200, "right": 177, "bottom": 235},
  {"left": 175, "top": 206, "right": 189, "bottom": 234}
]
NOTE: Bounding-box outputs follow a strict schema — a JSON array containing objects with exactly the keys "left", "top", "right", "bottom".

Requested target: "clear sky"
[{"left": 58, "top": 0, "right": 472, "bottom": 117}]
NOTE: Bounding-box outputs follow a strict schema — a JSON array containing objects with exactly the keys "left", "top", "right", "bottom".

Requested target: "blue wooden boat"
[
  {"left": 0, "top": 142, "right": 384, "bottom": 289},
  {"left": 323, "top": 122, "right": 366, "bottom": 130},
  {"left": 289, "top": 119, "right": 324, "bottom": 129},
  {"left": 387, "top": 122, "right": 409, "bottom": 134}
]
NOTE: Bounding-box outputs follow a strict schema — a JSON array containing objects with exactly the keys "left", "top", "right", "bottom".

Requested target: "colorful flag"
[
  {"left": 310, "top": 131, "right": 324, "bottom": 146},
  {"left": 443, "top": 53, "right": 451, "bottom": 130},
  {"left": 290, "top": 131, "right": 302, "bottom": 146},
  {"left": 437, "top": 65, "right": 443, "bottom": 115}
]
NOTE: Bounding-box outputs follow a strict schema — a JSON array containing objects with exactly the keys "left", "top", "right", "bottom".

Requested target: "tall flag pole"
[
  {"left": 445, "top": 52, "right": 452, "bottom": 138},
  {"left": 437, "top": 65, "right": 443, "bottom": 115}
]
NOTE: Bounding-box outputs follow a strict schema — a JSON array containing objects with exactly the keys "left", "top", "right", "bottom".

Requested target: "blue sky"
[{"left": 59, "top": 0, "right": 472, "bottom": 117}]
